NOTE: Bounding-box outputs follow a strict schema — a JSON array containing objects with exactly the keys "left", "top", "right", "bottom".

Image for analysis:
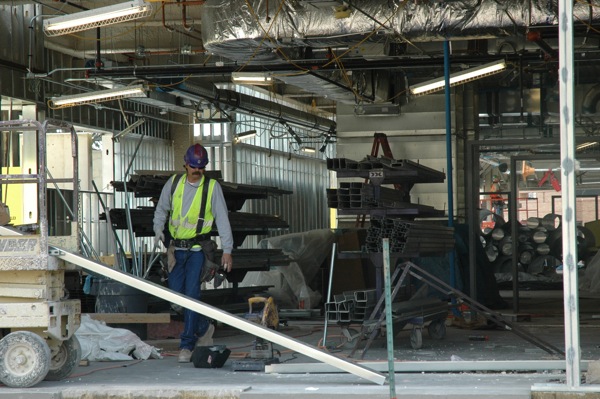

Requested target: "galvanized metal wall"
[
  {"left": 0, "top": 3, "right": 43, "bottom": 104},
  {"left": 79, "top": 189, "right": 114, "bottom": 259},
  {"left": 110, "top": 134, "right": 173, "bottom": 257},
  {"left": 233, "top": 142, "right": 330, "bottom": 248},
  {"left": 197, "top": 110, "right": 333, "bottom": 248}
]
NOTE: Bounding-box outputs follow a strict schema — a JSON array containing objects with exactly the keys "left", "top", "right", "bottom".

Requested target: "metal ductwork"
[
  {"left": 276, "top": 72, "right": 357, "bottom": 105},
  {"left": 174, "top": 81, "right": 336, "bottom": 133},
  {"left": 200, "top": 0, "right": 600, "bottom": 59},
  {"left": 582, "top": 83, "right": 600, "bottom": 115}
]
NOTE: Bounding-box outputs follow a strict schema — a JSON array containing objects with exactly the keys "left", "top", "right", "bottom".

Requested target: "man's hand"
[
  {"left": 154, "top": 228, "right": 165, "bottom": 247},
  {"left": 221, "top": 253, "right": 233, "bottom": 273}
]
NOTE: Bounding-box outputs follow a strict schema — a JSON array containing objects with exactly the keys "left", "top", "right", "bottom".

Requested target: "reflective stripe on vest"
[{"left": 169, "top": 175, "right": 216, "bottom": 239}]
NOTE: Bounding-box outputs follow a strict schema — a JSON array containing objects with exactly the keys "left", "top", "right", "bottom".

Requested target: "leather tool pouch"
[{"left": 199, "top": 239, "right": 218, "bottom": 262}]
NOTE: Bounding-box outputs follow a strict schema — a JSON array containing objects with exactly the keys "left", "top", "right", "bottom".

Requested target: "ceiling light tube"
[
  {"left": 43, "top": 0, "right": 153, "bottom": 37},
  {"left": 576, "top": 142, "right": 599, "bottom": 151},
  {"left": 301, "top": 146, "right": 316, "bottom": 153},
  {"left": 409, "top": 60, "right": 507, "bottom": 96},
  {"left": 50, "top": 85, "right": 146, "bottom": 108},
  {"left": 231, "top": 72, "right": 273, "bottom": 84},
  {"left": 233, "top": 129, "right": 257, "bottom": 143}
]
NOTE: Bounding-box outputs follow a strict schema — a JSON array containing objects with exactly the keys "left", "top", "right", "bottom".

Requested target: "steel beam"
[{"left": 52, "top": 246, "right": 386, "bottom": 385}]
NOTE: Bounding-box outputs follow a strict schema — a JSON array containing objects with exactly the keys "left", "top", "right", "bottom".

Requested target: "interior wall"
[
  {"left": 335, "top": 92, "right": 461, "bottom": 218},
  {"left": 47, "top": 133, "right": 91, "bottom": 191}
]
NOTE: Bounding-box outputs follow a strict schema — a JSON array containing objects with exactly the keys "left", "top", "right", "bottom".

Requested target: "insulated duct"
[
  {"left": 582, "top": 83, "right": 600, "bottom": 115},
  {"left": 200, "top": 0, "right": 600, "bottom": 60},
  {"left": 175, "top": 81, "right": 336, "bottom": 133}
]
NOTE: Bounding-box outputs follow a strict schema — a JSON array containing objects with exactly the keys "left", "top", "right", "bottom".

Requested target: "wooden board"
[{"left": 85, "top": 313, "right": 170, "bottom": 324}]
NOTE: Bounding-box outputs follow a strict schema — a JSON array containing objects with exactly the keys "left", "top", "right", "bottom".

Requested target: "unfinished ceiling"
[{"left": 6, "top": 0, "right": 600, "bottom": 134}]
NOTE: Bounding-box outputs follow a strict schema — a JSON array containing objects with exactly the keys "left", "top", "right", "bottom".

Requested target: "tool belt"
[{"left": 171, "top": 234, "right": 211, "bottom": 249}]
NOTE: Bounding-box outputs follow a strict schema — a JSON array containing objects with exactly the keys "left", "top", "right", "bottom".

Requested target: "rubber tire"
[
  {"left": 45, "top": 335, "right": 82, "bottom": 381},
  {"left": 0, "top": 331, "right": 51, "bottom": 388},
  {"left": 410, "top": 327, "right": 423, "bottom": 349},
  {"left": 427, "top": 319, "right": 446, "bottom": 340}
]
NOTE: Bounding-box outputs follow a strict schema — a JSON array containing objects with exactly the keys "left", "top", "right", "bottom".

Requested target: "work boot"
[
  {"left": 178, "top": 348, "right": 193, "bottom": 363},
  {"left": 196, "top": 323, "right": 215, "bottom": 347}
]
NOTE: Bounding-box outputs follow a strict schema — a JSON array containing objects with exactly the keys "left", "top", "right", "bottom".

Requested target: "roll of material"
[
  {"left": 532, "top": 227, "right": 548, "bottom": 244},
  {"left": 526, "top": 217, "right": 542, "bottom": 229},
  {"left": 485, "top": 243, "right": 499, "bottom": 262},
  {"left": 499, "top": 237, "right": 513, "bottom": 256},
  {"left": 491, "top": 228, "right": 505, "bottom": 241},
  {"left": 541, "top": 213, "right": 561, "bottom": 231},
  {"left": 518, "top": 243, "right": 535, "bottom": 266},
  {"left": 536, "top": 243, "right": 551, "bottom": 255}
]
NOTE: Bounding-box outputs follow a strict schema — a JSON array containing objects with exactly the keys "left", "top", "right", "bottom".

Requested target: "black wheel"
[
  {"left": 410, "top": 327, "right": 423, "bottom": 349},
  {"left": 45, "top": 335, "right": 82, "bottom": 381},
  {"left": 427, "top": 319, "right": 447, "bottom": 340},
  {"left": 0, "top": 331, "right": 51, "bottom": 388}
]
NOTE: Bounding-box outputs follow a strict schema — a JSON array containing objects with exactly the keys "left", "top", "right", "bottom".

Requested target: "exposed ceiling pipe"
[
  {"left": 86, "top": 51, "right": 555, "bottom": 79},
  {"left": 160, "top": 0, "right": 205, "bottom": 44}
]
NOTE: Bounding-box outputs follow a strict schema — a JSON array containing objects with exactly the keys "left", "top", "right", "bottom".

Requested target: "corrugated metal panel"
[
  {"left": 196, "top": 110, "right": 333, "bottom": 248},
  {"left": 0, "top": 4, "right": 42, "bottom": 70},
  {"left": 79, "top": 190, "right": 114, "bottom": 258},
  {"left": 233, "top": 145, "right": 329, "bottom": 248},
  {"left": 112, "top": 134, "right": 173, "bottom": 252}
]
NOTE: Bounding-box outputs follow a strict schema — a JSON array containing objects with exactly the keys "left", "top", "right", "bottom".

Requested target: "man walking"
[{"left": 153, "top": 143, "right": 233, "bottom": 363}]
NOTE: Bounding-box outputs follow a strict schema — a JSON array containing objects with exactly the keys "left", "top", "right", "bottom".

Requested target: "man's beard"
[{"left": 191, "top": 171, "right": 202, "bottom": 176}]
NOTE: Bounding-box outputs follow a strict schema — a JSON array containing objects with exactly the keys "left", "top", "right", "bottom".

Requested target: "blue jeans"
[{"left": 169, "top": 249, "right": 210, "bottom": 350}]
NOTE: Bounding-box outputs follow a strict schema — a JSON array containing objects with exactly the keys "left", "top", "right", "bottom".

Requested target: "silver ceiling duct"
[
  {"left": 276, "top": 73, "right": 358, "bottom": 105},
  {"left": 201, "top": 0, "right": 600, "bottom": 59}
]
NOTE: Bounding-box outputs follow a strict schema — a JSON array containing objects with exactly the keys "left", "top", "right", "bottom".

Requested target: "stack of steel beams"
[
  {"left": 327, "top": 155, "right": 445, "bottom": 185},
  {"left": 101, "top": 209, "right": 289, "bottom": 247},
  {"left": 326, "top": 154, "right": 445, "bottom": 218},
  {"left": 365, "top": 218, "right": 454, "bottom": 256},
  {"left": 325, "top": 289, "right": 378, "bottom": 324},
  {"left": 112, "top": 172, "right": 292, "bottom": 211}
]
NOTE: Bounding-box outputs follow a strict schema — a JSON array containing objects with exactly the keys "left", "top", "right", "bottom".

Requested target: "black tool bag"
[{"left": 192, "top": 345, "right": 231, "bottom": 368}]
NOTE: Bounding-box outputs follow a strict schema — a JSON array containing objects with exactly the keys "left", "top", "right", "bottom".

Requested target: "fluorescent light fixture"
[
  {"left": 43, "top": 0, "right": 153, "bottom": 37},
  {"left": 409, "top": 60, "right": 507, "bottom": 96},
  {"left": 231, "top": 72, "right": 273, "bottom": 84},
  {"left": 301, "top": 146, "right": 316, "bottom": 153},
  {"left": 576, "top": 142, "right": 599, "bottom": 151},
  {"left": 233, "top": 129, "right": 257, "bottom": 143},
  {"left": 50, "top": 85, "right": 146, "bottom": 108}
]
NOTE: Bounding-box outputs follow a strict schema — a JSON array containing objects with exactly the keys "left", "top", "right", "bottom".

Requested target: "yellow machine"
[{"left": 232, "top": 296, "right": 279, "bottom": 371}]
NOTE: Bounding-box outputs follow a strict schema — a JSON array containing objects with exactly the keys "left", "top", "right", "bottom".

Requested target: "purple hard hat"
[{"left": 184, "top": 144, "right": 209, "bottom": 169}]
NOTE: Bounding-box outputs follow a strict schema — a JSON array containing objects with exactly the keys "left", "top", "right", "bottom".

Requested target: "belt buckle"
[{"left": 176, "top": 239, "right": 189, "bottom": 248}]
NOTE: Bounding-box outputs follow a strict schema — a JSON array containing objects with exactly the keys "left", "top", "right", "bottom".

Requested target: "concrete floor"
[{"left": 1, "top": 291, "right": 600, "bottom": 399}]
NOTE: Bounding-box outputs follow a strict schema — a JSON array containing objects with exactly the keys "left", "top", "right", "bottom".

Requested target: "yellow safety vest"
[{"left": 168, "top": 175, "right": 216, "bottom": 240}]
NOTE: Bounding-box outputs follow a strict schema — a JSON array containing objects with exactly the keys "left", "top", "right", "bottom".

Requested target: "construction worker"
[
  {"left": 490, "top": 176, "right": 505, "bottom": 216},
  {"left": 153, "top": 143, "right": 234, "bottom": 363}
]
